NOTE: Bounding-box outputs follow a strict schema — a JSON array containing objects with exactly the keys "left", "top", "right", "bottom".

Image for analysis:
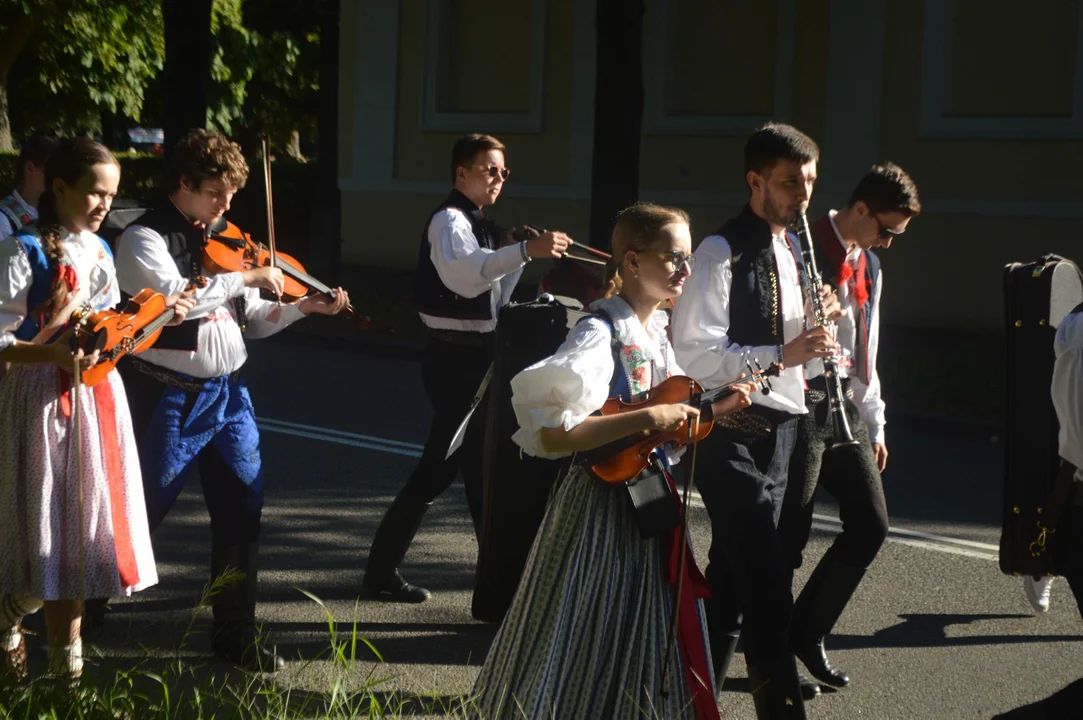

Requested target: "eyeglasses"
[
  {"left": 873, "top": 215, "right": 903, "bottom": 240},
  {"left": 477, "top": 165, "right": 511, "bottom": 181},
  {"left": 659, "top": 251, "right": 695, "bottom": 271}
]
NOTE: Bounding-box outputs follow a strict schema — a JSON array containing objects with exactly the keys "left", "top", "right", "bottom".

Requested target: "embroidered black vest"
[
  {"left": 124, "top": 199, "right": 244, "bottom": 351},
  {"left": 716, "top": 205, "right": 802, "bottom": 348},
  {"left": 808, "top": 215, "right": 880, "bottom": 384},
  {"left": 412, "top": 189, "right": 497, "bottom": 321}
]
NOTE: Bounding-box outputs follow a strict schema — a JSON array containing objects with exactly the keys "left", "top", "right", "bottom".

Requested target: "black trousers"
[
  {"left": 695, "top": 415, "right": 799, "bottom": 685},
  {"left": 390, "top": 334, "right": 493, "bottom": 537},
  {"left": 777, "top": 392, "right": 888, "bottom": 574}
]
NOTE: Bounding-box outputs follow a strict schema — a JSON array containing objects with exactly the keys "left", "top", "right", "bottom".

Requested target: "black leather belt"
[
  {"left": 805, "top": 376, "right": 853, "bottom": 404},
  {"left": 129, "top": 356, "right": 239, "bottom": 393}
]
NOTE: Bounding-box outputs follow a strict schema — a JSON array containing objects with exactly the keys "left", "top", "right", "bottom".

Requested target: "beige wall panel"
[
  {"left": 878, "top": 213, "right": 1078, "bottom": 332},
  {"left": 880, "top": 0, "right": 1083, "bottom": 202},
  {"left": 393, "top": 0, "right": 574, "bottom": 186},
  {"left": 950, "top": 0, "right": 1076, "bottom": 117},
  {"left": 435, "top": 1, "right": 533, "bottom": 113},
  {"left": 639, "top": 0, "right": 828, "bottom": 195},
  {"left": 337, "top": 0, "right": 362, "bottom": 181},
  {"left": 663, "top": 0, "right": 778, "bottom": 116}
]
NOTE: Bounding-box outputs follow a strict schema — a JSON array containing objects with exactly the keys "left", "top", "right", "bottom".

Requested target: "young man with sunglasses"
[
  {"left": 776, "top": 162, "right": 921, "bottom": 692},
  {"left": 672, "top": 122, "right": 843, "bottom": 718},
  {"left": 363, "top": 133, "right": 572, "bottom": 603}
]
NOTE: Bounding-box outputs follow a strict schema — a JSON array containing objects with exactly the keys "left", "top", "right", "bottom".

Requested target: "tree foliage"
[
  {"left": 0, "top": 0, "right": 319, "bottom": 155},
  {"left": 4, "top": 0, "right": 164, "bottom": 140}
]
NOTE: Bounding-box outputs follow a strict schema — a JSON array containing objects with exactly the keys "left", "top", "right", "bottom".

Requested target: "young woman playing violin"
[
  {"left": 111, "top": 129, "right": 349, "bottom": 672},
  {"left": 0, "top": 138, "right": 196, "bottom": 681},
  {"left": 469, "top": 203, "right": 754, "bottom": 720}
]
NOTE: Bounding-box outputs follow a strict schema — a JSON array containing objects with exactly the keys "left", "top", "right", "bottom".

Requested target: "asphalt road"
[{"left": 80, "top": 335, "right": 1082, "bottom": 719}]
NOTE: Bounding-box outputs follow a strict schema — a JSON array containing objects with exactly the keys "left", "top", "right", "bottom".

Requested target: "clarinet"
[{"left": 794, "top": 211, "right": 859, "bottom": 449}]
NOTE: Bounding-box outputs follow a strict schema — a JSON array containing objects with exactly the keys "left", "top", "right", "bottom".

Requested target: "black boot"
[
  {"left": 790, "top": 548, "right": 865, "bottom": 688},
  {"left": 710, "top": 631, "right": 739, "bottom": 699},
  {"left": 746, "top": 663, "right": 807, "bottom": 720},
  {"left": 797, "top": 670, "right": 821, "bottom": 701},
  {"left": 211, "top": 541, "right": 285, "bottom": 672},
  {"left": 363, "top": 494, "right": 432, "bottom": 603}
]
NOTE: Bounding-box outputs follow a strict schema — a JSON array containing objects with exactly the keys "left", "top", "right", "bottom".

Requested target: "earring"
[{"left": 633, "top": 272, "right": 639, "bottom": 279}]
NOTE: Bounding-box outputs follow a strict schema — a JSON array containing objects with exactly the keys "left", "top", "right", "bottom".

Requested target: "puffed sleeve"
[
  {"left": 510, "top": 316, "right": 615, "bottom": 459},
  {"left": 0, "top": 237, "right": 33, "bottom": 352}
]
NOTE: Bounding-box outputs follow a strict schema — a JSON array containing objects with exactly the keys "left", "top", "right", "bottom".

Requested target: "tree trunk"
[
  {"left": 0, "top": 85, "right": 12, "bottom": 152},
  {"left": 0, "top": 10, "right": 36, "bottom": 152},
  {"left": 309, "top": 0, "right": 341, "bottom": 282},
  {"left": 162, "top": 0, "right": 214, "bottom": 160},
  {"left": 287, "top": 129, "right": 305, "bottom": 162},
  {"left": 588, "top": 0, "right": 645, "bottom": 251}
]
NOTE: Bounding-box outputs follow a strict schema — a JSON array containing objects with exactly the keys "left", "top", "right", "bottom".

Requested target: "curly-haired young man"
[{"left": 110, "top": 129, "right": 350, "bottom": 671}]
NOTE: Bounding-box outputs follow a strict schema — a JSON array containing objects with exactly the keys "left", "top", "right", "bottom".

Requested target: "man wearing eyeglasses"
[
  {"left": 777, "top": 162, "right": 921, "bottom": 692},
  {"left": 363, "top": 133, "right": 572, "bottom": 603}
]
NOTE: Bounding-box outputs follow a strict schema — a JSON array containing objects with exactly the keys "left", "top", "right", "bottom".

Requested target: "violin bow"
[
  {"left": 660, "top": 379, "right": 700, "bottom": 697},
  {"left": 261, "top": 134, "right": 279, "bottom": 274}
]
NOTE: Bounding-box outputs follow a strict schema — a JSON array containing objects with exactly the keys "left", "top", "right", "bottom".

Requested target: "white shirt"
[
  {"left": 510, "top": 295, "right": 680, "bottom": 459},
  {"left": 1052, "top": 311, "right": 1083, "bottom": 484},
  {"left": 0, "top": 229, "right": 119, "bottom": 352},
  {"left": 0, "top": 191, "right": 38, "bottom": 241},
  {"left": 418, "top": 207, "right": 527, "bottom": 333},
  {"left": 115, "top": 224, "right": 306, "bottom": 379},
  {"left": 671, "top": 232, "right": 808, "bottom": 415},
  {"left": 804, "top": 210, "right": 887, "bottom": 444}
]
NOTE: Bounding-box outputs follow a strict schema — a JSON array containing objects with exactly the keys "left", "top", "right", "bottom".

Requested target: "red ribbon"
[
  {"left": 57, "top": 372, "right": 140, "bottom": 588},
  {"left": 813, "top": 215, "right": 868, "bottom": 309},
  {"left": 662, "top": 471, "right": 721, "bottom": 720}
]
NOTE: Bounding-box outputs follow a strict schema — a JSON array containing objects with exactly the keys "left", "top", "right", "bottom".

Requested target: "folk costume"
[
  {"left": 364, "top": 188, "right": 529, "bottom": 602},
  {"left": 1050, "top": 308, "right": 1083, "bottom": 618},
  {"left": 671, "top": 204, "right": 809, "bottom": 719},
  {"left": 113, "top": 199, "right": 306, "bottom": 670},
  {"left": 992, "top": 306, "right": 1083, "bottom": 719},
  {"left": 470, "top": 295, "right": 719, "bottom": 720},
  {"left": 776, "top": 211, "right": 889, "bottom": 688},
  {"left": 0, "top": 190, "right": 37, "bottom": 241},
  {"left": 0, "top": 226, "right": 157, "bottom": 675}
]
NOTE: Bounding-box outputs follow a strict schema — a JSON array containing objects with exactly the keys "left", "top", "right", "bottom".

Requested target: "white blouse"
[
  {"left": 510, "top": 295, "right": 681, "bottom": 459},
  {"left": 0, "top": 228, "right": 119, "bottom": 352}
]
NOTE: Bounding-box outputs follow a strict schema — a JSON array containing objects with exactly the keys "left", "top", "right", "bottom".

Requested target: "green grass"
[{"left": 0, "top": 575, "right": 476, "bottom": 720}]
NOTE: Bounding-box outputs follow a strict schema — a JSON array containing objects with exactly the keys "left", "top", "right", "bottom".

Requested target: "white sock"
[
  {"left": 1, "top": 626, "right": 20, "bottom": 653},
  {"left": 47, "top": 639, "right": 83, "bottom": 677},
  {"left": 0, "top": 594, "right": 43, "bottom": 631}
]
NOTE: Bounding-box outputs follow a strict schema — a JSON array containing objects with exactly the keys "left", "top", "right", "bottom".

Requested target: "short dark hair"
[
  {"left": 168, "top": 129, "right": 249, "bottom": 194},
  {"left": 15, "top": 135, "right": 59, "bottom": 187},
  {"left": 450, "top": 133, "right": 506, "bottom": 183},
  {"left": 744, "top": 122, "right": 819, "bottom": 176},
  {"left": 848, "top": 162, "right": 922, "bottom": 217}
]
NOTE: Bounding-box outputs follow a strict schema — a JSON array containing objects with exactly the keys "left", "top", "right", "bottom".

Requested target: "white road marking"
[{"left": 256, "top": 416, "right": 1000, "bottom": 561}]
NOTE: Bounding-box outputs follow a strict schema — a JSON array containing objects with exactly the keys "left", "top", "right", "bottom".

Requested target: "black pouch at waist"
[{"left": 624, "top": 459, "right": 680, "bottom": 538}]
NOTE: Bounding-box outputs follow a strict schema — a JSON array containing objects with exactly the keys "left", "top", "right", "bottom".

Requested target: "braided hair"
[{"left": 34, "top": 137, "right": 119, "bottom": 319}]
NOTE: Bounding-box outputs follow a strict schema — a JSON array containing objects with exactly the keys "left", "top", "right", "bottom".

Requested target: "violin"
[
  {"left": 589, "top": 361, "right": 782, "bottom": 484},
  {"left": 200, "top": 134, "right": 371, "bottom": 330},
  {"left": 69, "top": 280, "right": 205, "bottom": 387}
]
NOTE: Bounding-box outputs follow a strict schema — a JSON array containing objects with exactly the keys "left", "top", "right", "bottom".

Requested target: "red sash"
[{"left": 662, "top": 471, "right": 721, "bottom": 720}]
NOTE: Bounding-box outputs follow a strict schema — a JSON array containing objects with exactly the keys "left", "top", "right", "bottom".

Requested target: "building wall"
[{"left": 339, "top": 0, "right": 1083, "bottom": 332}]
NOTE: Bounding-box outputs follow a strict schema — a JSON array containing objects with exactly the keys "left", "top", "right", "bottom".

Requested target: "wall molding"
[
  {"left": 420, "top": 0, "right": 548, "bottom": 133},
  {"left": 642, "top": 0, "right": 796, "bottom": 136},
  {"left": 919, "top": 0, "right": 1083, "bottom": 139}
]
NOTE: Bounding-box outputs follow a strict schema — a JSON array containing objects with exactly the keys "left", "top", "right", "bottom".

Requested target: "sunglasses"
[
  {"left": 659, "top": 251, "right": 696, "bottom": 271},
  {"left": 477, "top": 165, "right": 511, "bottom": 181},
  {"left": 873, "top": 215, "right": 903, "bottom": 240}
]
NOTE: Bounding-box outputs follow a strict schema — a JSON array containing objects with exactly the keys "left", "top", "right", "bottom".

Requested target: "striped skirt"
[{"left": 470, "top": 465, "right": 714, "bottom": 719}]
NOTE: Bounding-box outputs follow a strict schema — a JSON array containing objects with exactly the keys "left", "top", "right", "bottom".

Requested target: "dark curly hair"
[{"left": 168, "top": 129, "right": 249, "bottom": 194}]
